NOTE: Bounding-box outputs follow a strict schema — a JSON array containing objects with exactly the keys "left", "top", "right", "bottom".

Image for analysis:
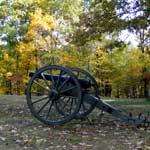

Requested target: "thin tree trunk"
[
  {"left": 16, "top": 54, "right": 20, "bottom": 95},
  {"left": 147, "top": 80, "right": 150, "bottom": 101},
  {"left": 144, "top": 79, "right": 148, "bottom": 99}
]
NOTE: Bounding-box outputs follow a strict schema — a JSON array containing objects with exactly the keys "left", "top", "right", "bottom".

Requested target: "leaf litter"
[{"left": 0, "top": 95, "right": 149, "bottom": 150}]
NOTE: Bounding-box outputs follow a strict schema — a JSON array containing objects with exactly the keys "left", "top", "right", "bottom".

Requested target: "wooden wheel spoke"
[
  {"left": 32, "top": 96, "right": 49, "bottom": 104},
  {"left": 50, "top": 73, "right": 55, "bottom": 88},
  {"left": 41, "top": 73, "right": 50, "bottom": 89},
  {"left": 60, "top": 85, "right": 77, "bottom": 94},
  {"left": 33, "top": 80, "right": 49, "bottom": 91},
  {"left": 37, "top": 99, "right": 50, "bottom": 114},
  {"left": 58, "top": 77, "right": 70, "bottom": 91},
  {"left": 46, "top": 100, "right": 54, "bottom": 119},
  {"left": 55, "top": 70, "right": 65, "bottom": 88},
  {"left": 55, "top": 97, "right": 65, "bottom": 109},
  {"left": 61, "top": 98, "right": 71, "bottom": 110},
  {"left": 60, "top": 95, "right": 78, "bottom": 100},
  {"left": 61, "top": 96, "right": 78, "bottom": 111},
  {"left": 69, "top": 98, "right": 74, "bottom": 113}
]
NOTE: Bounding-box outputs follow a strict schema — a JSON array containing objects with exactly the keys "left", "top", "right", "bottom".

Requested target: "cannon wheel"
[
  {"left": 71, "top": 68, "right": 99, "bottom": 118},
  {"left": 26, "top": 65, "right": 82, "bottom": 126}
]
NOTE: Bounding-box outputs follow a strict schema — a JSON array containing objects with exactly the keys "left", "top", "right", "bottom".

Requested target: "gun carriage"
[{"left": 26, "top": 65, "right": 150, "bottom": 126}]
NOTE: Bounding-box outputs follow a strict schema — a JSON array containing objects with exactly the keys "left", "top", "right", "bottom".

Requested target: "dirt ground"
[{"left": 0, "top": 95, "right": 150, "bottom": 150}]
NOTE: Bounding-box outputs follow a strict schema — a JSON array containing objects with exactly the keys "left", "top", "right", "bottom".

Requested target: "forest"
[{"left": 0, "top": 0, "right": 150, "bottom": 99}]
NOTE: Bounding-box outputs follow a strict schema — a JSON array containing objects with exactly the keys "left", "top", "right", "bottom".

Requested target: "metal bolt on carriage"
[{"left": 26, "top": 65, "right": 150, "bottom": 127}]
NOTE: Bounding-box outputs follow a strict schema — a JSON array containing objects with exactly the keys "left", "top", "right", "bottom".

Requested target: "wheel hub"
[{"left": 49, "top": 89, "right": 60, "bottom": 101}]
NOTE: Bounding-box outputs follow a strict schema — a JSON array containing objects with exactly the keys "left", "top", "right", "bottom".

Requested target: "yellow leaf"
[{"left": 5, "top": 72, "right": 13, "bottom": 78}]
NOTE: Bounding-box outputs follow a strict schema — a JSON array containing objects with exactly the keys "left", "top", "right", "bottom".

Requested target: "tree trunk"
[
  {"left": 144, "top": 79, "right": 147, "bottom": 99},
  {"left": 147, "top": 80, "right": 150, "bottom": 101}
]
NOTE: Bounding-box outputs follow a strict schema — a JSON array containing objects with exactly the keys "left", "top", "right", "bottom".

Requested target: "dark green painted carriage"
[{"left": 26, "top": 65, "right": 150, "bottom": 126}]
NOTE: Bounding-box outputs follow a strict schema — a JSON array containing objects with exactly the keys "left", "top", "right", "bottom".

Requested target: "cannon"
[{"left": 26, "top": 65, "right": 150, "bottom": 126}]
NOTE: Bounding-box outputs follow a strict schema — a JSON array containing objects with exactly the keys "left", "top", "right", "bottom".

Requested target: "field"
[{"left": 0, "top": 95, "right": 150, "bottom": 150}]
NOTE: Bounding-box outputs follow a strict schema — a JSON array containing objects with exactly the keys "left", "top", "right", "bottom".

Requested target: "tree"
[
  {"left": 116, "top": 0, "right": 150, "bottom": 52},
  {"left": 90, "top": 49, "right": 112, "bottom": 96},
  {"left": 111, "top": 48, "right": 145, "bottom": 98},
  {"left": 71, "top": 0, "right": 123, "bottom": 47},
  {"left": 0, "top": 50, "right": 16, "bottom": 94},
  {"left": 116, "top": 0, "right": 150, "bottom": 98},
  {"left": 0, "top": 0, "right": 41, "bottom": 94},
  {"left": 0, "top": 0, "right": 40, "bottom": 49},
  {"left": 14, "top": 8, "right": 57, "bottom": 94},
  {"left": 0, "top": 0, "right": 84, "bottom": 94}
]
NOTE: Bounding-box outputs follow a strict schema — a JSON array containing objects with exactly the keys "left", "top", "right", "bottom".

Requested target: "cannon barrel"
[{"left": 29, "top": 72, "right": 92, "bottom": 89}]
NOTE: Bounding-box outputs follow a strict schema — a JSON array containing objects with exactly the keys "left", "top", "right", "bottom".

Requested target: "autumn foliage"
[{"left": 0, "top": 0, "right": 150, "bottom": 98}]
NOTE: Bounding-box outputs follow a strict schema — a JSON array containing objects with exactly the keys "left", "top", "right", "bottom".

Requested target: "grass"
[
  {"left": 106, "top": 98, "right": 150, "bottom": 116},
  {"left": 0, "top": 95, "right": 150, "bottom": 150}
]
